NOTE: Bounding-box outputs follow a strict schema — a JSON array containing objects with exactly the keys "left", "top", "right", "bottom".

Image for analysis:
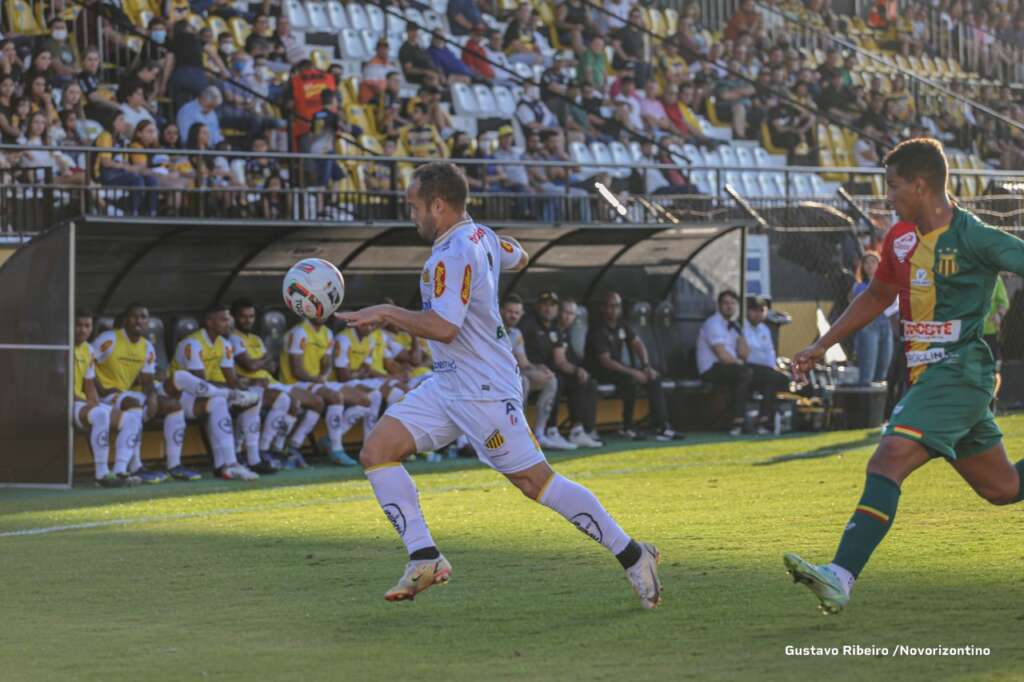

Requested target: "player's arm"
[
  {"left": 288, "top": 329, "right": 321, "bottom": 383},
  {"left": 339, "top": 307, "right": 459, "bottom": 344},
  {"left": 332, "top": 336, "right": 354, "bottom": 382},
  {"left": 232, "top": 342, "right": 265, "bottom": 373},
  {"left": 498, "top": 236, "right": 529, "bottom": 272},
  {"left": 138, "top": 371, "right": 158, "bottom": 417},
  {"left": 793, "top": 276, "right": 899, "bottom": 376}
]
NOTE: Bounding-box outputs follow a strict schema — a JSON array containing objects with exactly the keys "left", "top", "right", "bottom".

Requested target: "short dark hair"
[
  {"left": 412, "top": 162, "right": 469, "bottom": 210},
  {"left": 230, "top": 297, "right": 256, "bottom": 318},
  {"left": 502, "top": 292, "right": 523, "bottom": 306},
  {"left": 123, "top": 301, "right": 147, "bottom": 316},
  {"left": 75, "top": 308, "right": 93, "bottom": 320},
  {"left": 883, "top": 137, "right": 947, "bottom": 193},
  {"left": 718, "top": 289, "right": 740, "bottom": 304},
  {"left": 205, "top": 303, "right": 230, "bottom": 319}
]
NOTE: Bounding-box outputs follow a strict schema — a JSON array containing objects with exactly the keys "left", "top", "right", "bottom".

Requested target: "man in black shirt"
[
  {"left": 518, "top": 291, "right": 576, "bottom": 448},
  {"left": 551, "top": 298, "right": 603, "bottom": 447},
  {"left": 399, "top": 25, "right": 441, "bottom": 85},
  {"left": 585, "top": 292, "right": 680, "bottom": 441}
]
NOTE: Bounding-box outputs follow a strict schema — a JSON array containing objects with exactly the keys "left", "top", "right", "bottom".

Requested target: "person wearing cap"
[
  {"left": 516, "top": 81, "right": 558, "bottom": 132},
  {"left": 493, "top": 125, "right": 532, "bottom": 191},
  {"left": 518, "top": 291, "right": 579, "bottom": 450},
  {"left": 360, "top": 37, "right": 397, "bottom": 103},
  {"left": 743, "top": 296, "right": 789, "bottom": 434},
  {"left": 696, "top": 290, "right": 754, "bottom": 436},
  {"left": 541, "top": 50, "right": 575, "bottom": 99},
  {"left": 461, "top": 25, "right": 495, "bottom": 80},
  {"left": 585, "top": 292, "right": 680, "bottom": 442}
]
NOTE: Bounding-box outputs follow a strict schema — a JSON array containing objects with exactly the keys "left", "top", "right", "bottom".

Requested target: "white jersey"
[{"left": 420, "top": 218, "right": 525, "bottom": 400}]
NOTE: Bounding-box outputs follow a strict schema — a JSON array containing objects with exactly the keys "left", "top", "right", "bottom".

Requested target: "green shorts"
[{"left": 882, "top": 353, "right": 1001, "bottom": 461}]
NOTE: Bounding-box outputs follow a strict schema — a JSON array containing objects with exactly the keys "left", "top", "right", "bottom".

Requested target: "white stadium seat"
[
  {"left": 451, "top": 82, "right": 480, "bottom": 117},
  {"left": 666, "top": 143, "right": 688, "bottom": 167},
  {"left": 689, "top": 170, "right": 713, "bottom": 195},
  {"left": 759, "top": 172, "right": 784, "bottom": 198},
  {"left": 791, "top": 173, "right": 813, "bottom": 198},
  {"left": 681, "top": 143, "right": 702, "bottom": 165},
  {"left": 404, "top": 8, "right": 426, "bottom": 31},
  {"left": 304, "top": 2, "right": 330, "bottom": 31},
  {"left": 513, "top": 62, "right": 534, "bottom": 82},
  {"left": 284, "top": 0, "right": 309, "bottom": 30},
  {"left": 754, "top": 146, "right": 783, "bottom": 167},
  {"left": 740, "top": 171, "right": 762, "bottom": 197},
  {"left": 809, "top": 174, "right": 830, "bottom": 197},
  {"left": 609, "top": 141, "right": 632, "bottom": 169},
  {"left": 422, "top": 10, "right": 446, "bottom": 33},
  {"left": 591, "top": 141, "right": 626, "bottom": 178},
  {"left": 492, "top": 85, "right": 516, "bottom": 119},
  {"left": 386, "top": 10, "right": 406, "bottom": 33},
  {"left": 365, "top": 4, "right": 385, "bottom": 33},
  {"left": 717, "top": 145, "right": 738, "bottom": 168},
  {"left": 359, "top": 28, "right": 380, "bottom": 55},
  {"left": 701, "top": 147, "right": 722, "bottom": 167},
  {"left": 339, "top": 28, "right": 369, "bottom": 59},
  {"left": 347, "top": 3, "right": 370, "bottom": 31},
  {"left": 734, "top": 146, "right": 754, "bottom": 168},
  {"left": 628, "top": 141, "right": 643, "bottom": 162},
  {"left": 325, "top": 0, "right": 348, "bottom": 29},
  {"left": 569, "top": 140, "right": 594, "bottom": 165},
  {"left": 473, "top": 84, "right": 498, "bottom": 118}
]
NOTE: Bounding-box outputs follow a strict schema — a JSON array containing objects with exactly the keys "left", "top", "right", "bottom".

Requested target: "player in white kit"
[{"left": 337, "top": 162, "right": 662, "bottom": 608}]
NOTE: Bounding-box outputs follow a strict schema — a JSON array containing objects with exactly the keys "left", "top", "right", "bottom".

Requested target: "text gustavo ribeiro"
[{"left": 785, "top": 645, "right": 991, "bottom": 657}]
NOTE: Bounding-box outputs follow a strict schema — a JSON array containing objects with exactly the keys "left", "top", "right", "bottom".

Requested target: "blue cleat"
[
  {"left": 131, "top": 467, "right": 168, "bottom": 484},
  {"left": 167, "top": 465, "right": 202, "bottom": 481},
  {"left": 329, "top": 449, "right": 359, "bottom": 466}
]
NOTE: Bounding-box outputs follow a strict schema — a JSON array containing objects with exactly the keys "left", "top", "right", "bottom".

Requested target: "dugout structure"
[{"left": 0, "top": 216, "right": 750, "bottom": 487}]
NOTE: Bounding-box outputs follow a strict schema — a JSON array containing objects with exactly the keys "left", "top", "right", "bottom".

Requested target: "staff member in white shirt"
[
  {"left": 743, "top": 296, "right": 790, "bottom": 434},
  {"left": 696, "top": 290, "right": 753, "bottom": 436}
]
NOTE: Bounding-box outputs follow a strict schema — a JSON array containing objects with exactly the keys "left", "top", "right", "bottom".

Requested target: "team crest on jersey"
[
  {"left": 937, "top": 248, "right": 959, "bottom": 276},
  {"left": 484, "top": 429, "right": 505, "bottom": 450},
  {"left": 434, "top": 261, "right": 446, "bottom": 297},
  {"left": 184, "top": 344, "right": 192, "bottom": 360},
  {"left": 892, "top": 232, "right": 918, "bottom": 263},
  {"left": 911, "top": 267, "right": 931, "bottom": 287},
  {"left": 460, "top": 265, "right": 472, "bottom": 304},
  {"left": 100, "top": 340, "right": 113, "bottom": 353}
]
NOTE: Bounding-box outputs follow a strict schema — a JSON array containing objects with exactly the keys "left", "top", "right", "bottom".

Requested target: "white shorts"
[
  {"left": 155, "top": 382, "right": 200, "bottom": 419},
  {"left": 99, "top": 390, "right": 146, "bottom": 409},
  {"left": 385, "top": 378, "right": 547, "bottom": 474},
  {"left": 73, "top": 400, "right": 111, "bottom": 430}
]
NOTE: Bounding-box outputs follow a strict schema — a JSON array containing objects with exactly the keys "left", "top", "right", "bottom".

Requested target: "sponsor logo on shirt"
[
  {"left": 906, "top": 348, "right": 947, "bottom": 367},
  {"left": 432, "top": 359, "right": 456, "bottom": 373},
  {"left": 911, "top": 267, "right": 931, "bottom": 287},
  {"left": 902, "top": 320, "right": 961, "bottom": 342},
  {"left": 484, "top": 429, "right": 505, "bottom": 450},
  {"left": 434, "top": 261, "right": 446, "bottom": 297},
  {"left": 100, "top": 340, "right": 113, "bottom": 353},
  {"left": 892, "top": 232, "right": 918, "bottom": 263},
  {"left": 468, "top": 226, "right": 486, "bottom": 243},
  {"left": 500, "top": 239, "right": 515, "bottom": 253},
  {"left": 460, "top": 264, "right": 472, "bottom": 304}
]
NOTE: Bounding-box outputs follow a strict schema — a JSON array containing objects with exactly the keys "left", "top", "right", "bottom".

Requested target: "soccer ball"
[{"left": 282, "top": 258, "right": 345, "bottom": 322}]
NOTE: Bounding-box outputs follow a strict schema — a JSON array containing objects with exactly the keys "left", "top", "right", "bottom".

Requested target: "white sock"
[
  {"left": 272, "top": 413, "right": 297, "bottom": 451},
  {"left": 239, "top": 403, "right": 262, "bottom": 466},
  {"left": 88, "top": 406, "right": 111, "bottom": 478},
  {"left": 364, "top": 389, "right": 384, "bottom": 433},
  {"left": 164, "top": 409, "right": 186, "bottom": 469},
  {"left": 260, "top": 393, "right": 291, "bottom": 450},
  {"left": 113, "top": 409, "right": 143, "bottom": 475},
  {"left": 204, "top": 395, "right": 236, "bottom": 468},
  {"left": 325, "top": 404, "right": 347, "bottom": 451},
  {"left": 538, "top": 474, "right": 631, "bottom": 555},
  {"left": 172, "top": 370, "right": 228, "bottom": 398},
  {"left": 288, "top": 409, "right": 320, "bottom": 449},
  {"left": 826, "top": 563, "right": 855, "bottom": 594},
  {"left": 365, "top": 464, "right": 436, "bottom": 554}
]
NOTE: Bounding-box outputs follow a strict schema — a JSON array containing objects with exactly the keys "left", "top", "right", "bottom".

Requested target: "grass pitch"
[{"left": 3, "top": 418, "right": 1024, "bottom": 681}]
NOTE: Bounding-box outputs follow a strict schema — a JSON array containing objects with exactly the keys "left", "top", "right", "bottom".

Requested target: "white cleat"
[
  {"left": 219, "top": 463, "right": 260, "bottom": 480},
  {"left": 227, "top": 389, "right": 261, "bottom": 409},
  {"left": 626, "top": 542, "right": 663, "bottom": 610},
  {"left": 568, "top": 426, "right": 603, "bottom": 448},
  {"left": 540, "top": 428, "right": 578, "bottom": 450},
  {"left": 385, "top": 555, "right": 452, "bottom": 601}
]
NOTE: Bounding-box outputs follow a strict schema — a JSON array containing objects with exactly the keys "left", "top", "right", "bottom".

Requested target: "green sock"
[
  {"left": 1015, "top": 461, "right": 1024, "bottom": 502},
  {"left": 832, "top": 473, "right": 901, "bottom": 578}
]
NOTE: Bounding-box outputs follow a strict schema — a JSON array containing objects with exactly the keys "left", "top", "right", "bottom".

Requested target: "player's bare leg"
[
  {"left": 950, "top": 443, "right": 1024, "bottom": 506},
  {"left": 785, "top": 436, "right": 930, "bottom": 613},
  {"left": 360, "top": 416, "right": 451, "bottom": 601},
  {"left": 505, "top": 461, "right": 662, "bottom": 609}
]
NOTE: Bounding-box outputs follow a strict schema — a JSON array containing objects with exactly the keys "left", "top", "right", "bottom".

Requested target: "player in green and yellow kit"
[{"left": 784, "top": 138, "right": 1024, "bottom": 614}]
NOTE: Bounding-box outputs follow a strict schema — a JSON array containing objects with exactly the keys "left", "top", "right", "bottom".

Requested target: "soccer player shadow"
[{"left": 752, "top": 432, "right": 881, "bottom": 467}]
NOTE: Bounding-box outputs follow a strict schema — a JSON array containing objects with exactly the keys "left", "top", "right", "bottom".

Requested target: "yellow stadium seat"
[
  {"left": 828, "top": 125, "right": 847, "bottom": 154},
  {"left": 959, "top": 174, "right": 978, "bottom": 199},
  {"left": 6, "top": 0, "right": 44, "bottom": 35},
  {"left": 359, "top": 135, "right": 383, "bottom": 154},
  {"left": 186, "top": 13, "right": 207, "bottom": 32},
  {"left": 816, "top": 124, "right": 830, "bottom": 151},
  {"left": 396, "top": 163, "right": 416, "bottom": 190},
  {"left": 647, "top": 8, "right": 667, "bottom": 37},
  {"left": 871, "top": 175, "right": 884, "bottom": 195},
  {"left": 761, "top": 122, "right": 787, "bottom": 156},
  {"left": 137, "top": 9, "right": 154, "bottom": 30},
  {"left": 967, "top": 154, "right": 984, "bottom": 170},
  {"left": 207, "top": 15, "right": 230, "bottom": 41},
  {"left": 663, "top": 8, "right": 678, "bottom": 35},
  {"left": 340, "top": 76, "right": 359, "bottom": 106},
  {"left": 229, "top": 17, "right": 251, "bottom": 48},
  {"left": 704, "top": 96, "right": 726, "bottom": 128},
  {"left": 345, "top": 104, "right": 377, "bottom": 137}
]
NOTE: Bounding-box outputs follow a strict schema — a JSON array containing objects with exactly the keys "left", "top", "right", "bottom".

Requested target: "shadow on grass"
[
  {"left": 1, "top": 526, "right": 1021, "bottom": 682},
  {"left": 753, "top": 432, "right": 880, "bottom": 467}
]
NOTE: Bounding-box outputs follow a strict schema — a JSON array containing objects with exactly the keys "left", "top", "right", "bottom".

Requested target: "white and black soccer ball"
[{"left": 282, "top": 258, "right": 345, "bottom": 322}]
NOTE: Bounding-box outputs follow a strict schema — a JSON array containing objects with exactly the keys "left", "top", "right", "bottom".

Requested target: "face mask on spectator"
[
  {"left": 151, "top": 30, "right": 166, "bottom": 44},
  {"left": 221, "top": 42, "right": 235, "bottom": 55},
  {"left": 52, "top": 29, "right": 68, "bottom": 41},
  {"left": 234, "top": 58, "right": 254, "bottom": 76}
]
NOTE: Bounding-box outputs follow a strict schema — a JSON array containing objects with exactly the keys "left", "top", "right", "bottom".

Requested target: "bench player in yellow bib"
[
  {"left": 168, "top": 304, "right": 264, "bottom": 480},
  {"left": 74, "top": 311, "right": 145, "bottom": 487},
  {"left": 785, "top": 139, "right": 1024, "bottom": 614}
]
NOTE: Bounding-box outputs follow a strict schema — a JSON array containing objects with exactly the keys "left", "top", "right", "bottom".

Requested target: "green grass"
[{"left": 3, "top": 419, "right": 1024, "bottom": 681}]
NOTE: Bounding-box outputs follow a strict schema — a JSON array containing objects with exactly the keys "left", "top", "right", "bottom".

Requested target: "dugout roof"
[{"left": 73, "top": 217, "right": 751, "bottom": 317}]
